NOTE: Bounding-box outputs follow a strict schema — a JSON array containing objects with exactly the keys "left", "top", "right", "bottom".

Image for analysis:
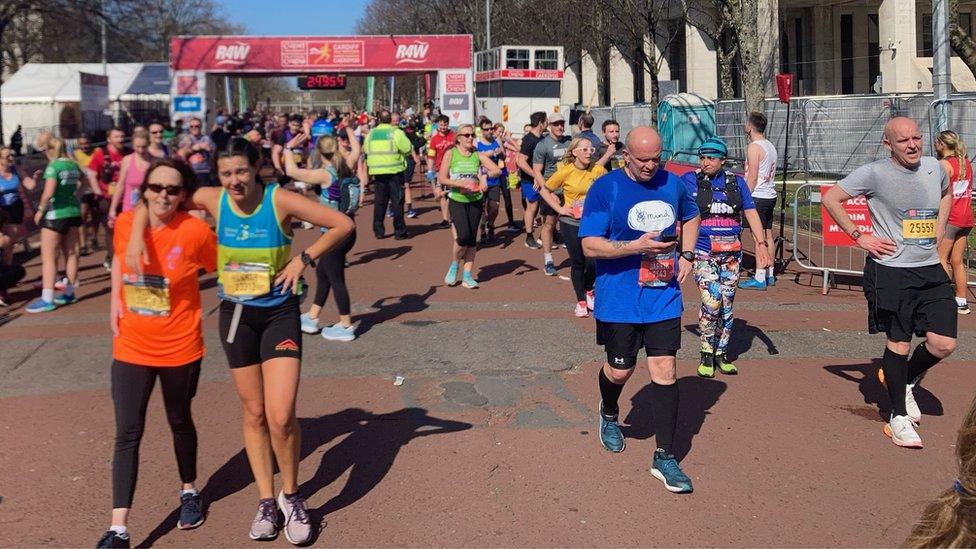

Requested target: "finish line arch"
[{"left": 169, "top": 34, "right": 473, "bottom": 123}]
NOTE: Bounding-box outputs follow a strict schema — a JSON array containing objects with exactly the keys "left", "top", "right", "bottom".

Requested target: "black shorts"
[
  {"left": 81, "top": 193, "right": 100, "bottom": 210},
  {"left": 863, "top": 257, "right": 957, "bottom": 342},
  {"left": 39, "top": 216, "right": 82, "bottom": 234},
  {"left": 753, "top": 197, "right": 776, "bottom": 230},
  {"left": 219, "top": 296, "right": 302, "bottom": 368},
  {"left": 1, "top": 200, "right": 24, "bottom": 224},
  {"left": 485, "top": 186, "right": 502, "bottom": 202},
  {"left": 540, "top": 192, "right": 564, "bottom": 217},
  {"left": 596, "top": 317, "right": 682, "bottom": 368}
]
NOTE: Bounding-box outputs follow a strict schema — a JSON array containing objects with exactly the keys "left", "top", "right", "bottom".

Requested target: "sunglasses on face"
[
  {"left": 189, "top": 124, "right": 201, "bottom": 129},
  {"left": 481, "top": 127, "right": 494, "bottom": 132},
  {"left": 550, "top": 121, "right": 565, "bottom": 127},
  {"left": 145, "top": 183, "right": 183, "bottom": 196},
  {"left": 150, "top": 130, "right": 163, "bottom": 135},
  {"left": 458, "top": 133, "right": 475, "bottom": 138}
]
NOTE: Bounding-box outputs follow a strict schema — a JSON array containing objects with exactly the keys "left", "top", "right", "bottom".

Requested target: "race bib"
[
  {"left": 222, "top": 262, "right": 272, "bottom": 299},
  {"left": 710, "top": 235, "right": 742, "bottom": 253},
  {"left": 638, "top": 252, "right": 676, "bottom": 288},
  {"left": 128, "top": 188, "right": 141, "bottom": 207},
  {"left": 123, "top": 274, "right": 170, "bottom": 316},
  {"left": 902, "top": 209, "right": 937, "bottom": 247},
  {"left": 953, "top": 179, "right": 971, "bottom": 199}
]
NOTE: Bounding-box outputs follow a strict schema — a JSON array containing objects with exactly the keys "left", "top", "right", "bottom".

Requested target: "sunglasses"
[
  {"left": 575, "top": 147, "right": 595, "bottom": 154},
  {"left": 189, "top": 124, "right": 201, "bottom": 129},
  {"left": 550, "top": 121, "right": 565, "bottom": 126},
  {"left": 458, "top": 133, "right": 475, "bottom": 138},
  {"left": 150, "top": 130, "right": 163, "bottom": 135},
  {"left": 481, "top": 127, "right": 494, "bottom": 131},
  {"left": 145, "top": 183, "right": 184, "bottom": 196}
]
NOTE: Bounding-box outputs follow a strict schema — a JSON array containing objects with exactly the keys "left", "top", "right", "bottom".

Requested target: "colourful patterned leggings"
[{"left": 693, "top": 251, "right": 742, "bottom": 354}]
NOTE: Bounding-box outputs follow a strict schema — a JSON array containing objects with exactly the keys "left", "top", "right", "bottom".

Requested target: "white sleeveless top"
[{"left": 749, "top": 138, "right": 778, "bottom": 199}]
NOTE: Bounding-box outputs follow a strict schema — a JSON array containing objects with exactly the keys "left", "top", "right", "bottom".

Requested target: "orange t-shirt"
[{"left": 113, "top": 210, "right": 217, "bottom": 366}]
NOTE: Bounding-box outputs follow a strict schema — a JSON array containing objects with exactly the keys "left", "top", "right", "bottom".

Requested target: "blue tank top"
[
  {"left": 0, "top": 170, "right": 21, "bottom": 207},
  {"left": 216, "top": 183, "right": 294, "bottom": 307}
]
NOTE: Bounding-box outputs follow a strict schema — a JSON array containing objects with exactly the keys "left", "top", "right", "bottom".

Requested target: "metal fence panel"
[{"left": 714, "top": 97, "right": 804, "bottom": 168}]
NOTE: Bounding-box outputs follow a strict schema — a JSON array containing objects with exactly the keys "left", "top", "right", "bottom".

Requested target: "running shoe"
[
  {"left": 906, "top": 372, "right": 926, "bottom": 423},
  {"left": 697, "top": 352, "right": 715, "bottom": 378},
  {"left": 544, "top": 262, "right": 557, "bottom": 276},
  {"left": 300, "top": 313, "right": 320, "bottom": 334},
  {"left": 599, "top": 402, "right": 625, "bottom": 453},
  {"left": 737, "top": 278, "right": 767, "bottom": 291},
  {"left": 444, "top": 262, "right": 460, "bottom": 286},
  {"left": 959, "top": 302, "right": 971, "bottom": 315},
  {"left": 25, "top": 298, "right": 55, "bottom": 313},
  {"left": 524, "top": 234, "right": 542, "bottom": 249},
  {"left": 461, "top": 272, "right": 479, "bottom": 289},
  {"left": 103, "top": 260, "right": 112, "bottom": 272},
  {"left": 386, "top": 207, "right": 394, "bottom": 218},
  {"left": 0, "top": 292, "right": 8, "bottom": 307},
  {"left": 438, "top": 220, "right": 451, "bottom": 228},
  {"left": 767, "top": 274, "right": 777, "bottom": 287},
  {"left": 178, "top": 492, "right": 204, "bottom": 530},
  {"left": 53, "top": 293, "right": 77, "bottom": 306},
  {"left": 574, "top": 301, "right": 589, "bottom": 318},
  {"left": 507, "top": 222, "right": 519, "bottom": 232},
  {"left": 651, "top": 450, "right": 694, "bottom": 493},
  {"left": 277, "top": 491, "right": 312, "bottom": 546},
  {"left": 80, "top": 245, "right": 91, "bottom": 256},
  {"left": 884, "top": 415, "right": 923, "bottom": 448},
  {"left": 406, "top": 209, "right": 418, "bottom": 218},
  {"left": 585, "top": 290, "right": 595, "bottom": 311},
  {"left": 322, "top": 323, "right": 356, "bottom": 342},
  {"left": 96, "top": 530, "right": 131, "bottom": 548},
  {"left": 714, "top": 352, "right": 738, "bottom": 375},
  {"left": 249, "top": 498, "right": 278, "bottom": 541},
  {"left": 54, "top": 276, "right": 69, "bottom": 291}
]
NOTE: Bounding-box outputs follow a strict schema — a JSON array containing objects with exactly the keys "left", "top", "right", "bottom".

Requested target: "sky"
[{"left": 219, "top": 0, "right": 368, "bottom": 35}]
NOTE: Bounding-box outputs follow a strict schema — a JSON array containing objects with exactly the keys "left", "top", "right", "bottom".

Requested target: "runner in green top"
[{"left": 27, "top": 132, "right": 101, "bottom": 313}]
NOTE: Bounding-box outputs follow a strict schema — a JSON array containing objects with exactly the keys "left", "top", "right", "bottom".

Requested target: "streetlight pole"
[
  {"left": 486, "top": 0, "right": 492, "bottom": 50},
  {"left": 932, "top": 0, "right": 952, "bottom": 131}
]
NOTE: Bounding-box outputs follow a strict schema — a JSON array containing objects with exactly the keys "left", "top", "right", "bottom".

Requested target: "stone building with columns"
[{"left": 563, "top": 0, "right": 976, "bottom": 106}]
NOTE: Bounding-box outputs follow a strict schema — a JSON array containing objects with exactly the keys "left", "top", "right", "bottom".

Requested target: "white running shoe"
[
  {"left": 574, "top": 301, "right": 588, "bottom": 318},
  {"left": 884, "top": 415, "right": 923, "bottom": 448},
  {"left": 905, "top": 373, "right": 925, "bottom": 423}
]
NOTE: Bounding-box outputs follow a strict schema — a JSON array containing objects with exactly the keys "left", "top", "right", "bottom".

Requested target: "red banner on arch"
[{"left": 170, "top": 35, "right": 473, "bottom": 73}]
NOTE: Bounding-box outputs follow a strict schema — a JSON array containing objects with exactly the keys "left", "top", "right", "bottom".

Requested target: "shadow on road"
[
  {"left": 479, "top": 259, "right": 537, "bottom": 282},
  {"left": 823, "top": 360, "right": 944, "bottom": 423},
  {"left": 683, "top": 318, "right": 779, "bottom": 360},
  {"left": 356, "top": 286, "right": 436, "bottom": 334},
  {"left": 621, "top": 376, "right": 727, "bottom": 461},
  {"left": 136, "top": 407, "right": 471, "bottom": 548},
  {"left": 348, "top": 245, "right": 412, "bottom": 266}
]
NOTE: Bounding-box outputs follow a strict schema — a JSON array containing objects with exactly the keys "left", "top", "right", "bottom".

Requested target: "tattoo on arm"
[{"left": 611, "top": 240, "right": 630, "bottom": 249}]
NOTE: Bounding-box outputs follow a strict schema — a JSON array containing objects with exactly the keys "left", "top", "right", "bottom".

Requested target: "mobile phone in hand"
[{"left": 659, "top": 234, "right": 678, "bottom": 243}]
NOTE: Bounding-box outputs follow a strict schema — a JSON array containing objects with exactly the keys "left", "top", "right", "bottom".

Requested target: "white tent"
[{"left": 1, "top": 62, "right": 169, "bottom": 143}]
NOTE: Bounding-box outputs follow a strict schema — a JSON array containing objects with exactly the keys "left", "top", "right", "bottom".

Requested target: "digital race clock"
[{"left": 297, "top": 74, "right": 347, "bottom": 90}]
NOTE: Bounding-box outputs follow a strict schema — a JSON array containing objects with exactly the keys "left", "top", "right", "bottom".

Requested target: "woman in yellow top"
[{"left": 539, "top": 136, "right": 607, "bottom": 318}]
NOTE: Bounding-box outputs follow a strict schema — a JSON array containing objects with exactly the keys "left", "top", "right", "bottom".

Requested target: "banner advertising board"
[
  {"left": 79, "top": 72, "right": 110, "bottom": 133},
  {"left": 820, "top": 185, "right": 874, "bottom": 246},
  {"left": 438, "top": 69, "right": 474, "bottom": 125},
  {"left": 170, "top": 70, "right": 207, "bottom": 123}
]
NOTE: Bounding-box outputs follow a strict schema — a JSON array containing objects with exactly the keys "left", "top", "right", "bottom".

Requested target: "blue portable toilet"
[{"left": 657, "top": 93, "right": 715, "bottom": 164}]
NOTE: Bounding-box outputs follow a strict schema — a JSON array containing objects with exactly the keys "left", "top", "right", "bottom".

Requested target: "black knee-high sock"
[
  {"left": 599, "top": 368, "right": 625, "bottom": 416},
  {"left": 906, "top": 343, "right": 941, "bottom": 383},
  {"left": 882, "top": 348, "right": 908, "bottom": 417},
  {"left": 650, "top": 381, "right": 679, "bottom": 454}
]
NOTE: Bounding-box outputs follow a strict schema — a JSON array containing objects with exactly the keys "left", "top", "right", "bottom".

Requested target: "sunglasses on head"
[{"left": 145, "top": 183, "right": 183, "bottom": 196}]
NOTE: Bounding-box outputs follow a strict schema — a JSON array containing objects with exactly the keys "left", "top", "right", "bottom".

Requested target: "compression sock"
[
  {"left": 882, "top": 347, "right": 909, "bottom": 417},
  {"left": 599, "top": 368, "right": 625, "bottom": 417},
  {"left": 907, "top": 342, "right": 942, "bottom": 383},
  {"left": 650, "top": 381, "right": 679, "bottom": 454}
]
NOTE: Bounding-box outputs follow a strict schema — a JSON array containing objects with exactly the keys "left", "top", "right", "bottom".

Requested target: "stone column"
[
  {"left": 811, "top": 4, "right": 834, "bottom": 94},
  {"left": 879, "top": 0, "right": 919, "bottom": 93},
  {"left": 758, "top": 0, "right": 782, "bottom": 95}
]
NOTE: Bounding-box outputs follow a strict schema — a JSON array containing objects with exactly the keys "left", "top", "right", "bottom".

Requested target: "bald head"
[
  {"left": 624, "top": 126, "right": 663, "bottom": 182},
  {"left": 883, "top": 116, "right": 923, "bottom": 168},
  {"left": 35, "top": 130, "right": 53, "bottom": 151},
  {"left": 884, "top": 116, "right": 919, "bottom": 142}
]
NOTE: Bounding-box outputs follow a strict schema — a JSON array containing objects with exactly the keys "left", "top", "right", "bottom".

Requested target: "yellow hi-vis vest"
[{"left": 364, "top": 123, "right": 409, "bottom": 175}]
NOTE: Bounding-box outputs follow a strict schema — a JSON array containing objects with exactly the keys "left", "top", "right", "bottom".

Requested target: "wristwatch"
[
  {"left": 680, "top": 251, "right": 696, "bottom": 262},
  {"left": 850, "top": 229, "right": 862, "bottom": 241},
  {"left": 300, "top": 251, "right": 316, "bottom": 268}
]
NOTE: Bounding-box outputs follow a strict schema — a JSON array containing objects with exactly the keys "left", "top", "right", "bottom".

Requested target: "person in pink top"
[
  {"left": 935, "top": 130, "right": 974, "bottom": 314},
  {"left": 109, "top": 132, "right": 151, "bottom": 225}
]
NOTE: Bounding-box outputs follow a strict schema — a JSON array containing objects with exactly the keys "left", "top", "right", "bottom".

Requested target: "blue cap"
[{"left": 699, "top": 137, "right": 728, "bottom": 158}]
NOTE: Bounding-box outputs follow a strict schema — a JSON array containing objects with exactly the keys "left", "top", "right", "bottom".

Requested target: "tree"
[
  {"left": 949, "top": 0, "right": 976, "bottom": 82},
  {"left": 723, "top": 0, "right": 765, "bottom": 113},
  {"left": 684, "top": 0, "right": 738, "bottom": 99}
]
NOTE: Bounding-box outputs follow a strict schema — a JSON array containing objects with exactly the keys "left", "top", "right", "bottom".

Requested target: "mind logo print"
[{"left": 627, "top": 200, "right": 675, "bottom": 233}]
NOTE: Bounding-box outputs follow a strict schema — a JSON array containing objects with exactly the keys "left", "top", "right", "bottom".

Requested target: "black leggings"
[
  {"left": 111, "top": 359, "right": 201, "bottom": 508},
  {"left": 449, "top": 198, "right": 484, "bottom": 247},
  {"left": 560, "top": 220, "right": 595, "bottom": 302},
  {"left": 499, "top": 181, "right": 515, "bottom": 224},
  {"left": 313, "top": 229, "right": 357, "bottom": 315}
]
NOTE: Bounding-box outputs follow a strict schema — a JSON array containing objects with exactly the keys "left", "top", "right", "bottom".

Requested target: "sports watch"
[
  {"left": 850, "top": 229, "right": 862, "bottom": 241},
  {"left": 300, "top": 251, "right": 316, "bottom": 268},
  {"left": 680, "top": 251, "right": 696, "bottom": 262}
]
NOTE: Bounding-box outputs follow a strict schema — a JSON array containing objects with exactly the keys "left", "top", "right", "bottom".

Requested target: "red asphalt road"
[{"left": 2, "top": 180, "right": 976, "bottom": 547}]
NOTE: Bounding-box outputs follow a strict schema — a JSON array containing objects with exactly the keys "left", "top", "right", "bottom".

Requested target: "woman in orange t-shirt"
[{"left": 97, "top": 158, "right": 216, "bottom": 549}]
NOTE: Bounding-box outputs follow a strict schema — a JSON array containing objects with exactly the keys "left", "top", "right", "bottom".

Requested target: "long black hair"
[{"left": 212, "top": 136, "right": 260, "bottom": 170}]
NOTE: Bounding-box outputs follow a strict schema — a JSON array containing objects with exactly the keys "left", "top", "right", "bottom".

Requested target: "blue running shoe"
[
  {"left": 444, "top": 262, "right": 460, "bottom": 286},
  {"left": 599, "top": 402, "right": 625, "bottom": 452},
  {"left": 461, "top": 272, "right": 479, "bottom": 289},
  {"left": 54, "top": 293, "right": 77, "bottom": 306},
  {"left": 322, "top": 323, "right": 356, "bottom": 342},
  {"left": 544, "top": 262, "right": 557, "bottom": 276},
  {"left": 26, "top": 298, "right": 56, "bottom": 313},
  {"left": 738, "top": 278, "right": 767, "bottom": 291},
  {"left": 651, "top": 449, "right": 693, "bottom": 493},
  {"left": 300, "top": 313, "right": 320, "bottom": 334},
  {"left": 178, "top": 491, "right": 204, "bottom": 530},
  {"left": 767, "top": 275, "right": 777, "bottom": 286}
]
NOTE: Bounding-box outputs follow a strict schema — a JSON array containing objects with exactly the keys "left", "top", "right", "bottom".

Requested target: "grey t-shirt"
[
  {"left": 838, "top": 156, "right": 948, "bottom": 267},
  {"left": 533, "top": 134, "right": 572, "bottom": 179}
]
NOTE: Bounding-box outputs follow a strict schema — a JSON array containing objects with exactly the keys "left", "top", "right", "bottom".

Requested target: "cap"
[
  {"left": 548, "top": 112, "right": 565, "bottom": 124},
  {"left": 698, "top": 137, "right": 728, "bottom": 158}
]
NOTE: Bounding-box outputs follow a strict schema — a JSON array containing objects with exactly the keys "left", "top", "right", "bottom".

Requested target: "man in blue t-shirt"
[
  {"left": 578, "top": 126, "right": 700, "bottom": 493},
  {"left": 680, "top": 137, "right": 771, "bottom": 379},
  {"left": 476, "top": 117, "right": 506, "bottom": 242}
]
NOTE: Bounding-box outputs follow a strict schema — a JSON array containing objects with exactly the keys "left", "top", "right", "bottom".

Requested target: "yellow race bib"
[
  {"left": 902, "top": 209, "right": 937, "bottom": 247},
  {"left": 123, "top": 274, "right": 171, "bottom": 316},
  {"left": 222, "top": 262, "right": 272, "bottom": 299}
]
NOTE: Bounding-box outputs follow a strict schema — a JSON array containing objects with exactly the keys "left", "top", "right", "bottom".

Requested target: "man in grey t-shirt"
[
  {"left": 532, "top": 113, "right": 572, "bottom": 275},
  {"left": 823, "top": 116, "right": 957, "bottom": 450}
]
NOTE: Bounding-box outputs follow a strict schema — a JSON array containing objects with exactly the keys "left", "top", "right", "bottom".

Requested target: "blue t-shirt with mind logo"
[{"left": 578, "top": 168, "right": 699, "bottom": 324}]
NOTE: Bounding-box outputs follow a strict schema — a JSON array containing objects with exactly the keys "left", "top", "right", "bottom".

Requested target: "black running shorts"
[
  {"left": 39, "top": 216, "right": 82, "bottom": 234},
  {"left": 753, "top": 197, "right": 776, "bottom": 230},
  {"left": 863, "top": 257, "right": 957, "bottom": 342},
  {"left": 596, "top": 317, "right": 682, "bottom": 367},
  {"left": 540, "top": 191, "right": 564, "bottom": 218},
  {"left": 219, "top": 296, "right": 302, "bottom": 368}
]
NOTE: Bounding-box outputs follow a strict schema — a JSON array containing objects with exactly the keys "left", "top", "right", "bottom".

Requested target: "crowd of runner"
[{"left": 1, "top": 102, "right": 974, "bottom": 546}]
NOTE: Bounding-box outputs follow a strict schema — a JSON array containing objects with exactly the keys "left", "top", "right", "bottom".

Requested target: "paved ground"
[{"left": 2, "top": 182, "right": 975, "bottom": 547}]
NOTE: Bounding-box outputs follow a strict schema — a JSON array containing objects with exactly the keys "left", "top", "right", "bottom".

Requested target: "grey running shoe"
[
  {"left": 277, "top": 491, "right": 312, "bottom": 545},
  {"left": 249, "top": 498, "right": 278, "bottom": 541}
]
